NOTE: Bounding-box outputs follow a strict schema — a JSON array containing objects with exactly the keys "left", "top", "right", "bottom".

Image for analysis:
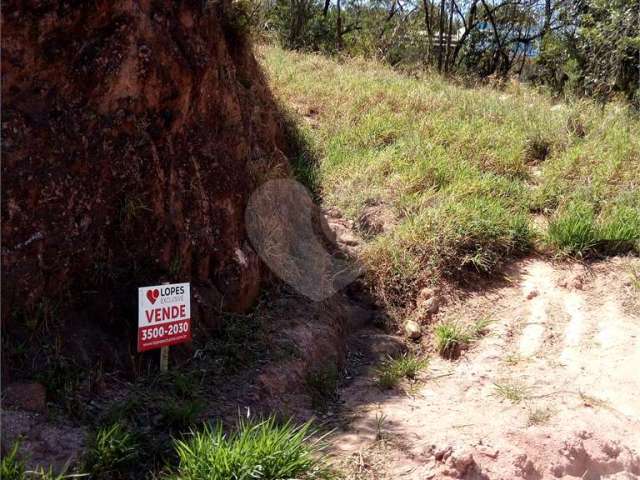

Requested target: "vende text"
[{"left": 145, "top": 305, "right": 187, "bottom": 323}]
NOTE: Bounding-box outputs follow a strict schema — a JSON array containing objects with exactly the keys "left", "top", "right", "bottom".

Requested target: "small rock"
[
  {"left": 404, "top": 320, "right": 422, "bottom": 340},
  {"left": 526, "top": 289, "right": 539, "bottom": 300},
  {"left": 330, "top": 222, "right": 360, "bottom": 246},
  {"left": 3, "top": 382, "right": 47, "bottom": 413},
  {"left": 447, "top": 451, "right": 476, "bottom": 475},
  {"left": 515, "top": 454, "right": 538, "bottom": 478},
  {"left": 417, "top": 287, "right": 437, "bottom": 305},
  {"left": 421, "top": 296, "right": 441, "bottom": 315},
  {"left": 477, "top": 445, "right": 499, "bottom": 459},
  {"left": 602, "top": 441, "right": 621, "bottom": 458},
  {"left": 435, "top": 446, "right": 453, "bottom": 462}
]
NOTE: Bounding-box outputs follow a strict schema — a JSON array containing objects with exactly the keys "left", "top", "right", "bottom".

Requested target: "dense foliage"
[{"left": 246, "top": 0, "right": 639, "bottom": 103}]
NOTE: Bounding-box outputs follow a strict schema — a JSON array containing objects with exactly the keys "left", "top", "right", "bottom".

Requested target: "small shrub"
[
  {"left": 170, "top": 416, "right": 331, "bottom": 480},
  {"left": 375, "top": 353, "right": 428, "bottom": 389},
  {"left": 83, "top": 423, "right": 138, "bottom": 479}
]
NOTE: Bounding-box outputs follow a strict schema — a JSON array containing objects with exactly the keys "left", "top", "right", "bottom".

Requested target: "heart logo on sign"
[{"left": 146, "top": 289, "right": 160, "bottom": 304}]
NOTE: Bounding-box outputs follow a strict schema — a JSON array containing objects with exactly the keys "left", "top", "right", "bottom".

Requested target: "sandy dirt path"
[{"left": 332, "top": 257, "right": 640, "bottom": 479}]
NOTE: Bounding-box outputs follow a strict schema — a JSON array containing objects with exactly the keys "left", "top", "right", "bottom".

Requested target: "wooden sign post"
[{"left": 137, "top": 282, "right": 191, "bottom": 372}]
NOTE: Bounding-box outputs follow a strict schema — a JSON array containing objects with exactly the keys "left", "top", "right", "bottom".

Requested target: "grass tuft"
[
  {"left": 82, "top": 423, "right": 138, "bottom": 479},
  {"left": 1, "top": 443, "right": 25, "bottom": 480},
  {"left": 547, "top": 200, "right": 640, "bottom": 256},
  {"left": 434, "top": 318, "right": 492, "bottom": 359},
  {"left": 493, "top": 380, "right": 530, "bottom": 404},
  {"left": 375, "top": 353, "right": 428, "bottom": 389},
  {"left": 527, "top": 406, "right": 554, "bottom": 426},
  {"left": 547, "top": 200, "right": 597, "bottom": 255},
  {"left": 169, "top": 416, "right": 332, "bottom": 480}
]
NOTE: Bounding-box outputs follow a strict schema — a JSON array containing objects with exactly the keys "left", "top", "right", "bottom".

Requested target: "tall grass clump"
[
  {"left": 169, "top": 416, "right": 331, "bottom": 480},
  {"left": 596, "top": 203, "right": 640, "bottom": 255}
]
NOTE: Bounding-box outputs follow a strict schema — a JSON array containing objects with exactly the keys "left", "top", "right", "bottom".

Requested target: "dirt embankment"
[{"left": 1, "top": 0, "right": 290, "bottom": 373}]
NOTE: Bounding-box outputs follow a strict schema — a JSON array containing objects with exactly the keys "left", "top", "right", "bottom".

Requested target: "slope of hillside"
[{"left": 259, "top": 45, "right": 640, "bottom": 310}]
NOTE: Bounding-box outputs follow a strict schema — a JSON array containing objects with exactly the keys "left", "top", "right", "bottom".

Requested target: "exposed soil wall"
[{"left": 1, "top": 0, "right": 290, "bottom": 373}]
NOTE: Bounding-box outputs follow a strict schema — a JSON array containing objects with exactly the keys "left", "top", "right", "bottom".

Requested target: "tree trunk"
[
  {"left": 438, "top": 0, "right": 445, "bottom": 71},
  {"left": 336, "top": 0, "right": 343, "bottom": 49},
  {"left": 544, "top": 0, "right": 552, "bottom": 34},
  {"left": 422, "top": 0, "right": 433, "bottom": 63},
  {"left": 445, "top": 0, "right": 454, "bottom": 71}
]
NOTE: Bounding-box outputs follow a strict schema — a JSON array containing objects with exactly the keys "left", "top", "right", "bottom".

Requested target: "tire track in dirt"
[{"left": 332, "top": 257, "right": 640, "bottom": 479}]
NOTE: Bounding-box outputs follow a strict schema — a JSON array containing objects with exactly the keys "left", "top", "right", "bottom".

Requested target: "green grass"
[
  {"left": 547, "top": 199, "right": 640, "bottom": 256},
  {"left": 375, "top": 353, "right": 428, "bottom": 389},
  {"left": 259, "top": 45, "right": 640, "bottom": 305},
  {"left": 434, "top": 318, "right": 491, "bottom": 359},
  {"left": 1, "top": 443, "right": 25, "bottom": 480},
  {"left": 82, "top": 423, "right": 139, "bottom": 478},
  {"left": 1, "top": 442, "right": 81, "bottom": 480},
  {"left": 169, "top": 417, "right": 332, "bottom": 480}
]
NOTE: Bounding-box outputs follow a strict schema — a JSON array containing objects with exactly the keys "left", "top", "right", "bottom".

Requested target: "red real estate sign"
[{"left": 138, "top": 283, "right": 191, "bottom": 352}]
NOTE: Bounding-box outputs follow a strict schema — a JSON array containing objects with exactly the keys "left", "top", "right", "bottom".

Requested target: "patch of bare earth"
[{"left": 331, "top": 256, "right": 640, "bottom": 479}]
